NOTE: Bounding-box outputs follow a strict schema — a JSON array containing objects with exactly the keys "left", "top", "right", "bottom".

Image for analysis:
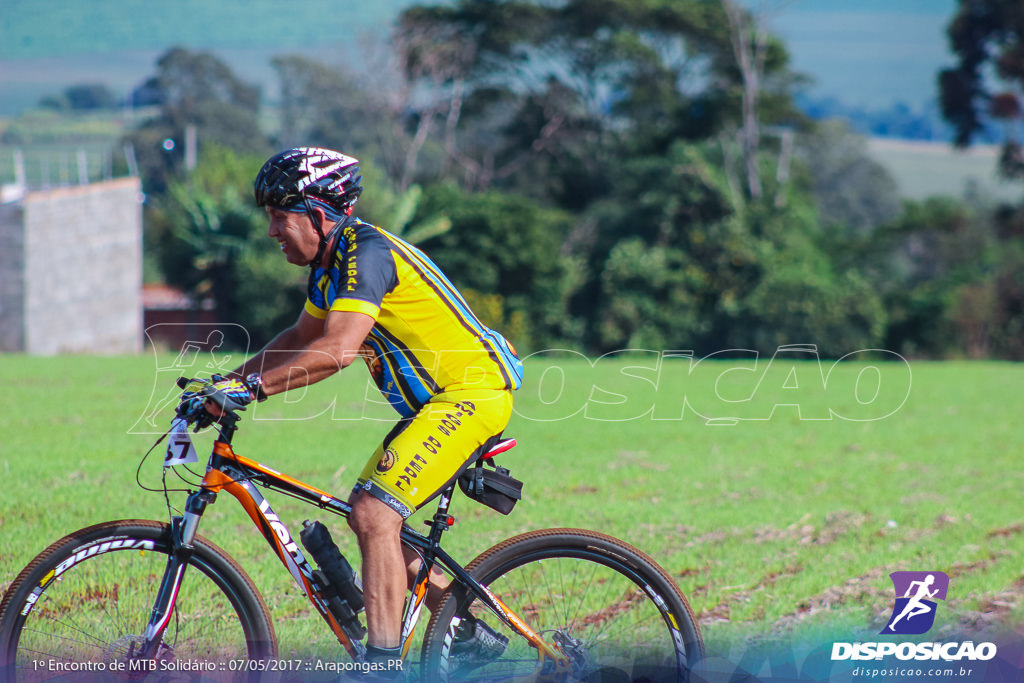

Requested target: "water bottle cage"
[
  {"left": 312, "top": 569, "right": 366, "bottom": 639},
  {"left": 300, "top": 520, "right": 366, "bottom": 639}
]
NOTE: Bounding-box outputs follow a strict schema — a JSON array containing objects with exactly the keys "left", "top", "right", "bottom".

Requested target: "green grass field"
[{"left": 1, "top": 354, "right": 1021, "bottom": 666}]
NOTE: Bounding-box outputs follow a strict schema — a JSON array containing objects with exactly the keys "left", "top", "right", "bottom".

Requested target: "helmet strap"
[
  {"left": 303, "top": 196, "right": 354, "bottom": 269},
  {"left": 303, "top": 196, "right": 329, "bottom": 268}
]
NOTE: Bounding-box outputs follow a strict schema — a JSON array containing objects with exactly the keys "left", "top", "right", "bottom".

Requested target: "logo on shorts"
[
  {"left": 881, "top": 571, "right": 949, "bottom": 635},
  {"left": 376, "top": 448, "right": 399, "bottom": 474}
]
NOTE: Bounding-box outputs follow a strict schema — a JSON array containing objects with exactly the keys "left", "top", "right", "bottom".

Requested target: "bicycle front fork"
[{"left": 137, "top": 490, "right": 215, "bottom": 659}]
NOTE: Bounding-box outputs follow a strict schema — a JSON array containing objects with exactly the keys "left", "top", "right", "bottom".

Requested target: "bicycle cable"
[
  {"left": 162, "top": 467, "right": 183, "bottom": 519},
  {"left": 170, "top": 462, "right": 205, "bottom": 487},
  {"left": 135, "top": 429, "right": 170, "bottom": 491},
  {"left": 135, "top": 426, "right": 205, "bottom": 523}
]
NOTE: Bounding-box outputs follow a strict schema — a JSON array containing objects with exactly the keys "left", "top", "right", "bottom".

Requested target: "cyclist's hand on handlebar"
[
  {"left": 205, "top": 377, "right": 256, "bottom": 413},
  {"left": 176, "top": 378, "right": 213, "bottom": 423},
  {"left": 176, "top": 375, "right": 263, "bottom": 423}
]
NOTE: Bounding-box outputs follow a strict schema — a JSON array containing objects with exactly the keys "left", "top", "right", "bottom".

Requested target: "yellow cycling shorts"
[{"left": 354, "top": 389, "right": 514, "bottom": 518}]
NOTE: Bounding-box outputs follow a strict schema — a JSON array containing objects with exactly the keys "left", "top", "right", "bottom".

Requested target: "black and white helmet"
[{"left": 254, "top": 147, "right": 363, "bottom": 214}]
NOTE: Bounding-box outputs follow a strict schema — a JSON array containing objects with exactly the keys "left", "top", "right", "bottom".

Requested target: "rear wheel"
[
  {"left": 422, "top": 529, "right": 703, "bottom": 682},
  {"left": 0, "top": 520, "right": 276, "bottom": 682}
]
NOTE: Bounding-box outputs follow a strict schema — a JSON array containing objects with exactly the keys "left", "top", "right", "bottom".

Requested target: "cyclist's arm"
[
  {"left": 228, "top": 309, "right": 323, "bottom": 380},
  {"left": 245, "top": 309, "right": 376, "bottom": 397}
]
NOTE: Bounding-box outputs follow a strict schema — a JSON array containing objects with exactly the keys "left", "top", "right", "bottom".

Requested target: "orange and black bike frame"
[{"left": 140, "top": 410, "right": 568, "bottom": 670}]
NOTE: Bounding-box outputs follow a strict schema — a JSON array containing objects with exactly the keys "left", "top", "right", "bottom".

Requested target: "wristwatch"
[{"left": 246, "top": 373, "right": 269, "bottom": 402}]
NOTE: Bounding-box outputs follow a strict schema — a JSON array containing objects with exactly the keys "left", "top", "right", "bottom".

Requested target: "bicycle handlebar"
[{"left": 175, "top": 376, "right": 243, "bottom": 435}]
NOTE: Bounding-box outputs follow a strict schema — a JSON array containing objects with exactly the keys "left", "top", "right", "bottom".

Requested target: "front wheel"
[
  {"left": 422, "top": 528, "right": 703, "bottom": 682},
  {"left": 0, "top": 520, "right": 277, "bottom": 682}
]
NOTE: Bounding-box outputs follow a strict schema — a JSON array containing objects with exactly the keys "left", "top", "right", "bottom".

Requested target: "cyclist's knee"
[{"left": 349, "top": 493, "right": 403, "bottom": 541}]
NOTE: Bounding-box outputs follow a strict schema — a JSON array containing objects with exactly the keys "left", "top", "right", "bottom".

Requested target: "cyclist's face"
[{"left": 266, "top": 206, "right": 318, "bottom": 265}]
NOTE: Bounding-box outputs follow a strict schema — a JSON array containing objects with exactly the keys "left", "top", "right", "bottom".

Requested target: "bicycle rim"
[
  {"left": 0, "top": 520, "right": 276, "bottom": 682},
  {"left": 423, "top": 529, "right": 702, "bottom": 683}
]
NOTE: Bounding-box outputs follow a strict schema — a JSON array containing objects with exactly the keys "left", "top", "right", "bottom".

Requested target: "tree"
[
  {"left": 39, "top": 83, "right": 117, "bottom": 111},
  {"left": 598, "top": 238, "right": 706, "bottom": 349},
  {"left": 149, "top": 145, "right": 304, "bottom": 347},
  {"left": 937, "top": 1, "right": 1024, "bottom": 358},
  {"left": 719, "top": 1, "right": 808, "bottom": 206},
  {"left": 415, "top": 183, "right": 577, "bottom": 350},
  {"left": 391, "top": 19, "right": 478, "bottom": 188},
  {"left": 842, "top": 197, "right": 997, "bottom": 358},
  {"left": 988, "top": 206, "right": 1024, "bottom": 358},
  {"left": 273, "top": 57, "right": 391, "bottom": 155},
  {"left": 722, "top": 0, "right": 770, "bottom": 199},
  {"left": 939, "top": 0, "right": 1024, "bottom": 176},
  {"left": 396, "top": 0, "right": 591, "bottom": 195},
  {"left": 394, "top": 0, "right": 802, "bottom": 206},
  {"left": 572, "top": 137, "right": 887, "bottom": 355},
  {"left": 794, "top": 119, "right": 902, "bottom": 236},
  {"left": 124, "top": 47, "right": 267, "bottom": 195},
  {"left": 736, "top": 222, "right": 887, "bottom": 357},
  {"left": 574, "top": 139, "right": 753, "bottom": 350}
]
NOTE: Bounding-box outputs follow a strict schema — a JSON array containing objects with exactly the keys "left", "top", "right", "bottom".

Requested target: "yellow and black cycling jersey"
[{"left": 305, "top": 219, "right": 523, "bottom": 417}]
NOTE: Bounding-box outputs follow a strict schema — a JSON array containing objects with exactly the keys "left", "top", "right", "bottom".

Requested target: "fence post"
[
  {"left": 77, "top": 149, "right": 89, "bottom": 185},
  {"left": 124, "top": 142, "right": 140, "bottom": 178}
]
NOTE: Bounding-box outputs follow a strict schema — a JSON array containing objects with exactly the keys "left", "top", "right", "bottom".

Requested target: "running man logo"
[{"left": 880, "top": 571, "right": 949, "bottom": 635}]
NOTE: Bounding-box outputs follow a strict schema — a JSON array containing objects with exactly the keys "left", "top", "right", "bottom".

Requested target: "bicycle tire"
[
  {"left": 421, "top": 528, "right": 703, "bottom": 682},
  {"left": 0, "top": 520, "right": 277, "bottom": 682}
]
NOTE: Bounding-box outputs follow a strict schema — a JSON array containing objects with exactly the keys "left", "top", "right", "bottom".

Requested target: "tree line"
[{"left": 127, "top": 0, "right": 1024, "bottom": 360}]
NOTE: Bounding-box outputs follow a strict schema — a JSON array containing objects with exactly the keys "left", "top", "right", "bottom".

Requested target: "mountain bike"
[{"left": 0, "top": 379, "right": 704, "bottom": 682}]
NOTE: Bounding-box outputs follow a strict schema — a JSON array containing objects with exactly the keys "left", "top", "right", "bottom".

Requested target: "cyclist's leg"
[
  {"left": 349, "top": 491, "right": 406, "bottom": 649},
  {"left": 352, "top": 389, "right": 513, "bottom": 607},
  {"left": 402, "top": 545, "right": 452, "bottom": 611}
]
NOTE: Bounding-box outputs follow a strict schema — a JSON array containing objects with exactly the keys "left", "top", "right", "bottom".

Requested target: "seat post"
[{"left": 425, "top": 485, "right": 457, "bottom": 546}]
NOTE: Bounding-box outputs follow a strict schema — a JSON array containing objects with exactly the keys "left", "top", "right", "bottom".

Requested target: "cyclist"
[{"left": 179, "top": 147, "right": 522, "bottom": 672}]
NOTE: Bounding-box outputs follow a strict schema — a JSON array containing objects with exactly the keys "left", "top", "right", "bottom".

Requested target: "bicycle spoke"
[
  {"left": 23, "top": 615, "right": 112, "bottom": 650},
  {"left": 424, "top": 530, "right": 701, "bottom": 682},
  {"left": 17, "top": 639, "right": 98, "bottom": 660},
  {"left": 566, "top": 557, "right": 602, "bottom": 632},
  {"left": 2, "top": 521, "right": 276, "bottom": 683}
]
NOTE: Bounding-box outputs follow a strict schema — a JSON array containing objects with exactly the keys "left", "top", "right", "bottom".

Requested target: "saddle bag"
[{"left": 458, "top": 460, "right": 523, "bottom": 515}]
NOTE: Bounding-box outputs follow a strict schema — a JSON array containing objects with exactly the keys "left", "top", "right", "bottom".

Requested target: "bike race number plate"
[{"left": 165, "top": 418, "right": 199, "bottom": 466}]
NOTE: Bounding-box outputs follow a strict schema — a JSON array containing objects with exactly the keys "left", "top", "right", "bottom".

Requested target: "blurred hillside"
[
  {"left": 2, "top": 0, "right": 958, "bottom": 122},
  {"left": 867, "top": 139, "right": 1022, "bottom": 203},
  {"left": 0, "top": 0, "right": 419, "bottom": 116}
]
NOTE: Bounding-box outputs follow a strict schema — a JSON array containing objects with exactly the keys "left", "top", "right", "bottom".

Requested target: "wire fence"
[{"left": 0, "top": 144, "right": 138, "bottom": 199}]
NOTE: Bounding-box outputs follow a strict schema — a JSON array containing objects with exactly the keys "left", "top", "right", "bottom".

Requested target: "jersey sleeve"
[{"left": 304, "top": 225, "right": 398, "bottom": 320}]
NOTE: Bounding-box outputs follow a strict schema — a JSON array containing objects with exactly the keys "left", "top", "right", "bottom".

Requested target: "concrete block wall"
[
  {"left": 0, "top": 177, "right": 143, "bottom": 354},
  {"left": 0, "top": 201, "right": 25, "bottom": 351}
]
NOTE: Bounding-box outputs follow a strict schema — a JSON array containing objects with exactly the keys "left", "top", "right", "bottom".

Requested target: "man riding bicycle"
[{"left": 180, "top": 147, "right": 522, "bottom": 672}]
